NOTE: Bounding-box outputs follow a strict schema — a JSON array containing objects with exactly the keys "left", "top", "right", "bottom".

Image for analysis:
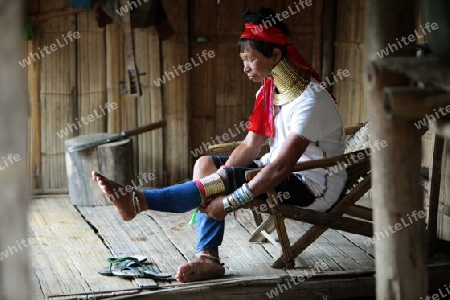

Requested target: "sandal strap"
[
  {"left": 106, "top": 256, "right": 141, "bottom": 264},
  {"left": 195, "top": 253, "right": 223, "bottom": 265}
]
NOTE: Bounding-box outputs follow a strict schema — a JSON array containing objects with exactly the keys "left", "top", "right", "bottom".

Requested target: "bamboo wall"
[
  {"left": 27, "top": 0, "right": 324, "bottom": 189},
  {"left": 333, "top": 0, "right": 366, "bottom": 126},
  {"left": 26, "top": 0, "right": 447, "bottom": 231},
  {"left": 331, "top": 0, "right": 436, "bottom": 168},
  {"left": 27, "top": 0, "right": 176, "bottom": 189}
]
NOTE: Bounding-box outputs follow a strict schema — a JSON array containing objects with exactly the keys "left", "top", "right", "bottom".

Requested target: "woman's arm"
[
  {"left": 224, "top": 131, "right": 267, "bottom": 167},
  {"left": 201, "top": 133, "right": 309, "bottom": 220},
  {"left": 247, "top": 133, "right": 310, "bottom": 196}
]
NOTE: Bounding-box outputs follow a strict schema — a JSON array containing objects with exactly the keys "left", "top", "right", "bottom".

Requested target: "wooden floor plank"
[
  {"left": 29, "top": 195, "right": 450, "bottom": 300},
  {"left": 234, "top": 209, "right": 366, "bottom": 272},
  {"left": 79, "top": 206, "right": 187, "bottom": 279},
  {"left": 29, "top": 197, "right": 134, "bottom": 298}
]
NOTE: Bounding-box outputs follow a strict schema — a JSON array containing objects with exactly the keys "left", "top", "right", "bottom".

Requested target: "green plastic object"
[{"left": 23, "top": 19, "right": 33, "bottom": 40}]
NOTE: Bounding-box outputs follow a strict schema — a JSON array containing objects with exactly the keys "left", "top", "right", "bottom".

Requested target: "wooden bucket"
[{"left": 64, "top": 133, "right": 135, "bottom": 206}]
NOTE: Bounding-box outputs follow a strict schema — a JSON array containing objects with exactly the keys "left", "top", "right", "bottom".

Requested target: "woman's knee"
[{"left": 194, "top": 156, "right": 216, "bottom": 174}]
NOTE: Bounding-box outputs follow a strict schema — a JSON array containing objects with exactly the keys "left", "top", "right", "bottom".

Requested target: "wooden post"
[
  {"left": 365, "top": 1, "right": 428, "bottom": 299},
  {"left": 0, "top": 0, "right": 31, "bottom": 299}
]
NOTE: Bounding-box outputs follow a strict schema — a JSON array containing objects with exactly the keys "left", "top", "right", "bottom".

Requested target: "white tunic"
[{"left": 256, "top": 78, "right": 347, "bottom": 212}]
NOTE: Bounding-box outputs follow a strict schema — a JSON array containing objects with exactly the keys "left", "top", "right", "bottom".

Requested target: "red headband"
[
  {"left": 240, "top": 23, "right": 288, "bottom": 45},
  {"left": 240, "top": 23, "right": 321, "bottom": 82}
]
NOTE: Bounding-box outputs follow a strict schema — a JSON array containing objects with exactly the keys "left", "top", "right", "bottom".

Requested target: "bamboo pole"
[
  {"left": 28, "top": 28, "right": 41, "bottom": 189},
  {"left": 0, "top": 0, "right": 31, "bottom": 299},
  {"left": 365, "top": 1, "right": 428, "bottom": 299}
]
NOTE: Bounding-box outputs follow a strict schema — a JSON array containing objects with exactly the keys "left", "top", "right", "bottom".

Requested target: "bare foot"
[
  {"left": 175, "top": 252, "right": 225, "bottom": 283},
  {"left": 92, "top": 170, "right": 148, "bottom": 221}
]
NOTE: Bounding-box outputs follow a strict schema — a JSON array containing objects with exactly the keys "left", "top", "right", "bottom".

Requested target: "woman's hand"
[{"left": 199, "top": 197, "right": 227, "bottom": 221}]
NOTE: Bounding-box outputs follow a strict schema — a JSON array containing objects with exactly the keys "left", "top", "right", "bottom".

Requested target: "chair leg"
[
  {"left": 249, "top": 215, "right": 275, "bottom": 243},
  {"left": 273, "top": 224, "right": 328, "bottom": 268},
  {"left": 271, "top": 212, "right": 295, "bottom": 269},
  {"left": 267, "top": 191, "right": 295, "bottom": 269},
  {"left": 252, "top": 209, "right": 263, "bottom": 227}
]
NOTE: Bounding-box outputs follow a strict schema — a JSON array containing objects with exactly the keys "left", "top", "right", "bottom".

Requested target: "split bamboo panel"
[
  {"left": 161, "top": 0, "right": 190, "bottom": 184},
  {"left": 438, "top": 139, "right": 450, "bottom": 241},
  {"left": 312, "top": 0, "right": 324, "bottom": 75},
  {"left": 188, "top": 1, "right": 219, "bottom": 165},
  {"left": 105, "top": 22, "right": 123, "bottom": 134},
  {"left": 109, "top": 21, "right": 138, "bottom": 183},
  {"left": 40, "top": 0, "right": 76, "bottom": 189},
  {"left": 215, "top": 36, "right": 250, "bottom": 143},
  {"left": 135, "top": 26, "right": 164, "bottom": 187},
  {"left": 334, "top": 0, "right": 366, "bottom": 126},
  {"left": 212, "top": 0, "right": 249, "bottom": 146},
  {"left": 76, "top": 11, "right": 107, "bottom": 136},
  {"left": 104, "top": 21, "right": 141, "bottom": 180}
]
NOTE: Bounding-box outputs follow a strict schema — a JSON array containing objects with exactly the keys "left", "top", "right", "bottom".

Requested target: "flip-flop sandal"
[
  {"left": 98, "top": 256, "right": 147, "bottom": 276},
  {"left": 111, "top": 264, "right": 145, "bottom": 278},
  {"left": 138, "top": 262, "right": 173, "bottom": 280},
  {"left": 112, "top": 260, "right": 174, "bottom": 281}
]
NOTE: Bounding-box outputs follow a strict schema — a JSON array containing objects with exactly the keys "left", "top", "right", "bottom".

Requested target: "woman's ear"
[{"left": 273, "top": 48, "right": 282, "bottom": 64}]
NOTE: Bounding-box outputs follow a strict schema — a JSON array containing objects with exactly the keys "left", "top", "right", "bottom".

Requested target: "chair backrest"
[
  {"left": 344, "top": 122, "right": 371, "bottom": 153},
  {"left": 208, "top": 140, "right": 270, "bottom": 157},
  {"left": 341, "top": 122, "right": 372, "bottom": 192}
]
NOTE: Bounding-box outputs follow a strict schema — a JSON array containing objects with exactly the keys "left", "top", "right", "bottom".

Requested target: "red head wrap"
[{"left": 241, "top": 23, "right": 333, "bottom": 137}]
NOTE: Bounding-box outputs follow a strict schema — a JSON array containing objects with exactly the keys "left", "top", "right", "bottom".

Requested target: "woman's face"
[{"left": 240, "top": 45, "right": 280, "bottom": 83}]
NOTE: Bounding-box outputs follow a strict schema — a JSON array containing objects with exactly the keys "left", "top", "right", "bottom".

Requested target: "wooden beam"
[
  {"left": 278, "top": 206, "right": 373, "bottom": 237},
  {"left": 0, "top": 0, "right": 31, "bottom": 299},
  {"left": 345, "top": 204, "right": 373, "bottom": 221},
  {"left": 373, "top": 56, "right": 450, "bottom": 90},
  {"left": 106, "top": 274, "right": 377, "bottom": 300},
  {"left": 383, "top": 87, "right": 450, "bottom": 119},
  {"left": 28, "top": 7, "right": 93, "bottom": 22},
  {"left": 365, "top": 1, "right": 428, "bottom": 299}
]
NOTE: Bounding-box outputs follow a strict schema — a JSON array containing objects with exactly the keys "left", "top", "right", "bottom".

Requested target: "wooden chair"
[{"left": 208, "top": 123, "right": 443, "bottom": 268}]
